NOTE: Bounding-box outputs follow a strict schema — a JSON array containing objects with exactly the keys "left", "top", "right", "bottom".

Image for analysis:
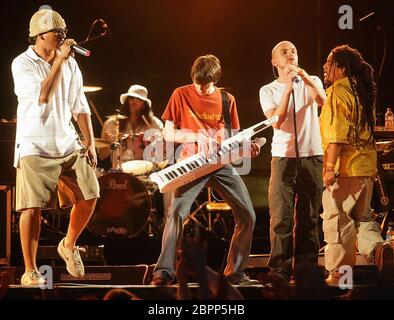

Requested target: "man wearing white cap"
[{"left": 11, "top": 7, "right": 100, "bottom": 286}]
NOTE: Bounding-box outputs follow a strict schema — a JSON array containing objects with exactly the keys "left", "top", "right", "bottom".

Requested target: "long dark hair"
[
  {"left": 118, "top": 97, "right": 153, "bottom": 132},
  {"left": 330, "top": 45, "right": 376, "bottom": 148}
]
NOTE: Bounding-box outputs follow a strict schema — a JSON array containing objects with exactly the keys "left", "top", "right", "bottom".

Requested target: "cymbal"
[
  {"left": 106, "top": 114, "right": 128, "bottom": 120},
  {"left": 118, "top": 133, "right": 130, "bottom": 140},
  {"left": 81, "top": 138, "right": 112, "bottom": 149},
  {"left": 83, "top": 86, "right": 103, "bottom": 93}
]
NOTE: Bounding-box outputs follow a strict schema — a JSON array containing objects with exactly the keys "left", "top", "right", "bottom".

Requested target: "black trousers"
[{"left": 268, "top": 156, "right": 323, "bottom": 280}]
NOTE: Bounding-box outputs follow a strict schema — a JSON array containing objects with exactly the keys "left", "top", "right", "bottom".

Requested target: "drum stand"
[
  {"left": 110, "top": 141, "right": 123, "bottom": 171},
  {"left": 183, "top": 188, "right": 233, "bottom": 241},
  {"left": 146, "top": 208, "right": 159, "bottom": 238},
  {"left": 183, "top": 199, "right": 210, "bottom": 237},
  {"left": 182, "top": 188, "right": 233, "bottom": 272},
  {"left": 110, "top": 114, "right": 122, "bottom": 171}
]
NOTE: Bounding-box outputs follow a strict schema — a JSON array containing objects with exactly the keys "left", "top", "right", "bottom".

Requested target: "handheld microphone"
[
  {"left": 72, "top": 44, "right": 91, "bottom": 57},
  {"left": 292, "top": 75, "right": 301, "bottom": 84},
  {"left": 255, "top": 137, "right": 267, "bottom": 147}
]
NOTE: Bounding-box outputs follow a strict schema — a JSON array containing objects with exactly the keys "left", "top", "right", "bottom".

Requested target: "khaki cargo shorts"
[{"left": 16, "top": 150, "right": 100, "bottom": 211}]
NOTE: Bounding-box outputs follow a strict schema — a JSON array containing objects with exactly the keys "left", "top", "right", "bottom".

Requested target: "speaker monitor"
[
  {"left": 0, "top": 186, "right": 11, "bottom": 265},
  {"left": 0, "top": 123, "right": 16, "bottom": 185}
]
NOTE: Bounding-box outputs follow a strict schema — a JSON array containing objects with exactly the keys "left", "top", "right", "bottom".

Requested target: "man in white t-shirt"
[
  {"left": 259, "top": 41, "right": 326, "bottom": 282},
  {"left": 11, "top": 8, "right": 100, "bottom": 286}
]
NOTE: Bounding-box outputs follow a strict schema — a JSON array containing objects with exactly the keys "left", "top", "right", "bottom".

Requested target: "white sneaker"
[
  {"left": 21, "top": 270, "right": 46, "bottom": 286},
  {"left": 57, "top": 238, "right": 86, "bottom": 278}
]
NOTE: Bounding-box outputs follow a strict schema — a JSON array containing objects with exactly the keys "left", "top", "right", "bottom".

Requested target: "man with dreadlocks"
[{"left": 320, "top": 44, "right": 393, "bottom": 284}]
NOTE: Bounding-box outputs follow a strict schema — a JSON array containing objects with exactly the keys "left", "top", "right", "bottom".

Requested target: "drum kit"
[{"left": 85, "top": 112, "right": 167, "bottom": 239}]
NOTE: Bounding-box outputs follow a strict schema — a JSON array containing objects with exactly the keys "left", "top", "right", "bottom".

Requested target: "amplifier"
[
  {"left": 5, "top": 265, "right": 149, "bottom": 285},
  {"left": 0, "top": 186, "right": 12, "bottom": 265},
  {"left": 374, "top": 127, "right": 394, "bottom": 140},
  {"left": 379, "top": 150, "right": 394, "bottom": 178},
  {"left": 37, "top": 245, "right": 105, "bottom": 264},
  {"left": 0, "top": 123, "right": 16, "bottom": 185},
  {"left": 382, "top": 163, "right": 394, "bottom": 172}
]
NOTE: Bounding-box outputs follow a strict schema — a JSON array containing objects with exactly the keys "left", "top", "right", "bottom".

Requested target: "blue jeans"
[
  {"left": 153, "top": 165, "right": 256, "bottom": 280},
  {"left": 268, "top": 156, "right": 323, "bottom": 280}
]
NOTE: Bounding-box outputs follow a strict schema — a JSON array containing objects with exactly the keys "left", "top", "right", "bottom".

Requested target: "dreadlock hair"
[{"left": 330, "top": 45, "right": 376, "bottom": 148}]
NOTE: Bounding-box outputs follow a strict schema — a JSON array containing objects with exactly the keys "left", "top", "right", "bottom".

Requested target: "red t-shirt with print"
[{"left": 162, "top": 84, "right": 240, "bottom": 159}]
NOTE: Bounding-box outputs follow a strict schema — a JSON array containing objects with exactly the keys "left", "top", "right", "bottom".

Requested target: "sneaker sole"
[
  {"left": 21, "top": 272, "right": 46, "bottom": 287},
  {"left": 20, "top": 283, "right": 46, "bottom": 287},
  {"left": 150, "top": 278, "right": 173, "bottom": 286},
  {"left": 21, "top": 278, "right": 46, "bottom": 287}
]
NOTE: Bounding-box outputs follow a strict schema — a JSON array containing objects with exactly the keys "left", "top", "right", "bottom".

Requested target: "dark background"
[
  {"left": 1, "top": 0, "right": 393, "bottom": 131},
  {"left": 1, "top": 0, "right": 393, "bottom": 189},
  {"left": 0, "top": 1, "right": 393, "bottom": 257}
]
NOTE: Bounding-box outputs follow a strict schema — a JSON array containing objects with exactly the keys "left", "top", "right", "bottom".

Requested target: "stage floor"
[{"left": 1, "top": 252, "right": 393, "bottom": 300}]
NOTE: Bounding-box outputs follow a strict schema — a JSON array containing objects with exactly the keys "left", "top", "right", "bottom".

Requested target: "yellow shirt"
[{"left": 319, "top": 77, "right": 376, "bottom": 177}]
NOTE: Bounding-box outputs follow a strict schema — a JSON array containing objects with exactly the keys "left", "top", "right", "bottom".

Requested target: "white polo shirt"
[
  {"left": 259, "top": 77, "right": 323, "bottom": 158},
  {"left": 11, "top": 46, "right": 90, "bottom": 167}
]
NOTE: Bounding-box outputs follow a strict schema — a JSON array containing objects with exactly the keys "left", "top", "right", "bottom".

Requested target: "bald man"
[{"left": 259, "top": 41, "right": 326, "bottom": 283}]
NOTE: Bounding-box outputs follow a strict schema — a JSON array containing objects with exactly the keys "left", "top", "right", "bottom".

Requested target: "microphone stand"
[
  {"left": 78, "top": 18, "right": 111, "bottom": 128},
  {"left": 78, "top": 31, "right": 110, "bottom": 46},
  {"left": 78, "top": 18, "right": 111, "bottom": 46}
]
